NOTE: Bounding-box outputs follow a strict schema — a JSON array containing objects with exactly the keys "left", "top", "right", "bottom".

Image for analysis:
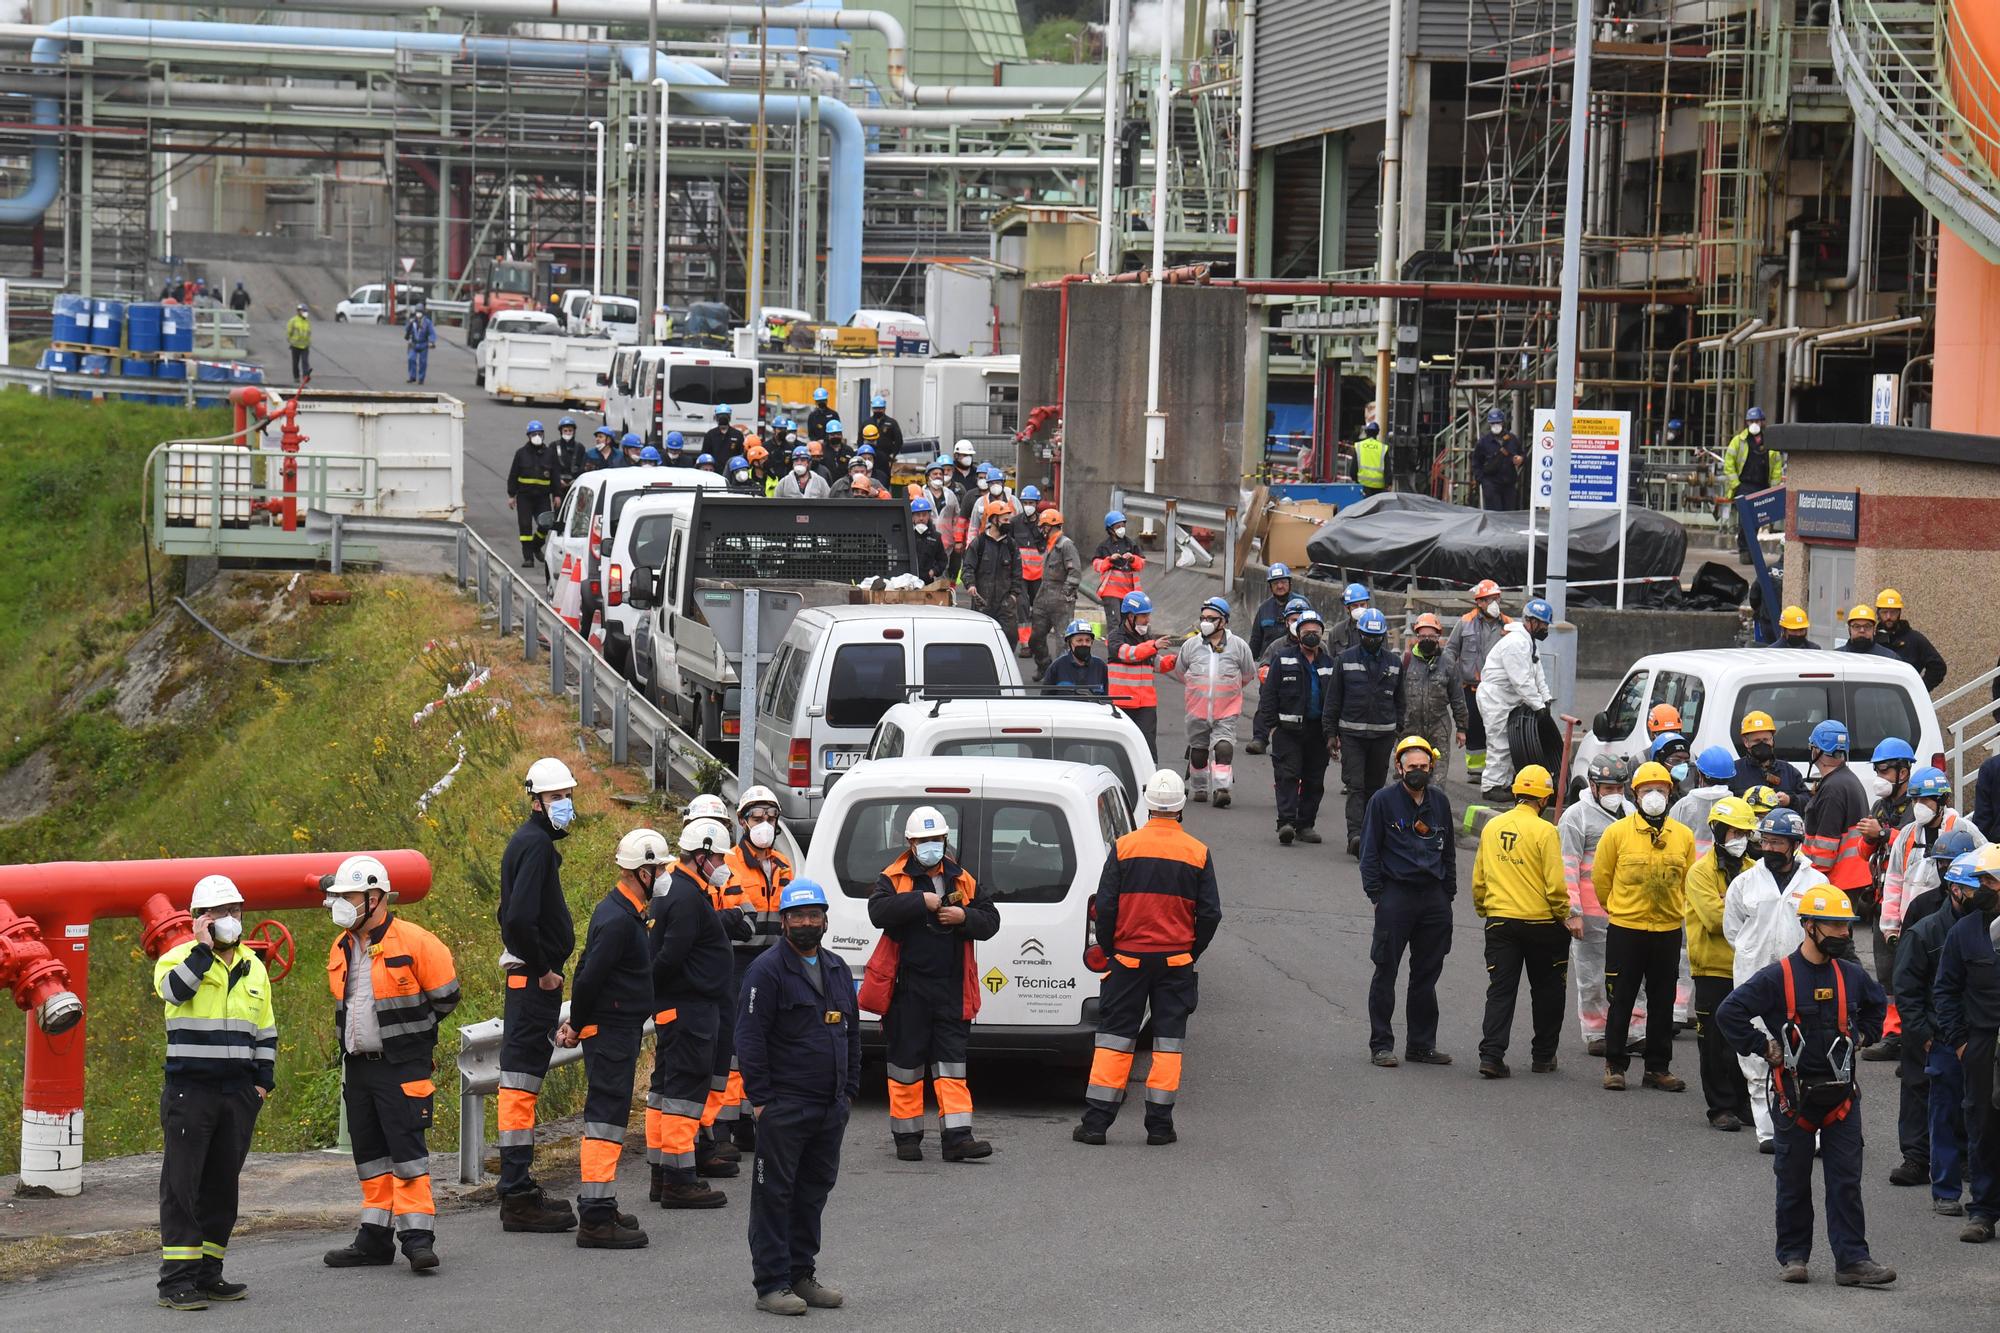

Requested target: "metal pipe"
[
  {"left": 1235, "top": 0, "right": 1257, "bottom": 277},
  {"left": 590, "top": 118, "right": 605, "bottom": 294},
  {"left": 1375, "top": 0, "right": 1405, "bottom": 424},
  {"left": 1546, "top": 0, "right": 1595, "bottom": 645},
  {"left": 1096, "top": 0, "right": 1128, "bottom": 274},
  {"left": 1898, "top": 351, "right": 1935, "bottom": 422},
  {"left": 1786, "top": 228, "right": 1800, "bottom": 331},
  {"left": 1142, "top": 49, "right": 1172, "bottom": 495},
  {"left": 1823, "top": 135, "right": 1871, "bottom": 307},
  {"left": 858, "top": 153, "right": 1099, "bottom": 169},
  {"left": 654, "top": 75, "right": 669, "bottom": 330}
]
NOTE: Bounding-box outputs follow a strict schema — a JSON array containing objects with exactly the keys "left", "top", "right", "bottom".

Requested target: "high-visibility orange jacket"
[
  {"left": 863, "top": 852, "right": 999, "bottom": 1020},
  {"left": 720, "top": 842, "right": 794, "bottom": 953},
  {"left": 1092, "top": 538, "right": 1145, "bottom": 603},
  {"left": 1804, "top": 765, "right": 1874, "bottom": 891},
  {"left": 1096, "top": 815, "right": 1222, "bottom": 958},
  {"left": 326, "top": 915, "right": 460, "bottom": 1063}
]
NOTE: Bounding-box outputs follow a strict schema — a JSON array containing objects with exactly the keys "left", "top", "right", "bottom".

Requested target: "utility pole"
[
  {"left": 1142, "top": 39, "right": 1172, "bottom": 494},
  {"left": 590, "top": 119, "right": 606, "bottom": 295},
  {"left": 1545, "top": 0, "right": 1596, "bottom": 719},
  {"left": 748, "top": 0, "right": 769, "bottom": 325}
]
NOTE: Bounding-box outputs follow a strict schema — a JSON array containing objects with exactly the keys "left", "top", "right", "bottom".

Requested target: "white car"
[
  {"left": 334, "top": 283, "right": 427, "bottom": 324},
  {"left": 866, "top": 694, "right": 1152, "bottom": 813},
  {"left": 600, "top": 345, "right": 759, "bottom": 446},
  {"left": 844, "top": 308, "right": 931, "bottom": 353},
  {"left": 1572, "top": 648, "right": 1945, "bottom": 790},
  {"left": 805, "top": 756, "right": 1130, "bottom": 1061}
]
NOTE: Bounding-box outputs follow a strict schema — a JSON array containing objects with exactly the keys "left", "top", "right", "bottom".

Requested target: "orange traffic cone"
[
  {"left": 556, "top": 556, "right": 583, "bottom": 632},
  {"left": 587, "top": 609, "right": 605, "bottom": 653}
]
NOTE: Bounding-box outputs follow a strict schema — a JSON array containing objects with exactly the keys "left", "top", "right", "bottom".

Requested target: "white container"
[
  {"left": 283, "top": 390, "right": 466, "bottom": 521},
  {"left": 483, "top": 332, "right": 618, "bottom": 406}
]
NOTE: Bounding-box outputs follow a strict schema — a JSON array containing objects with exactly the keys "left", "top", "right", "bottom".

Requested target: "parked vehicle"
[
  {"left": 539, "top": 466, "right": 727, "bottom": 654},
  {"left": 600, "top": 346, "right": 759, "bottom": 446},
  {"left": 1571, "top": 648, "right": 1944, "bottom": 792},
  {"left": 805, "top": 756, "right": 1126, "bottom": 1061},
  {"left": 844, "top": 308, "right": 931, "bottom": 353},
  {"left": 556, "top": 289, "right": 642, "bottom": 344},
  {"left": 473, "top": 312, "right": 560, "bottom": 386},
  {"left": 334, "top": 283, "right": 426, "bottom": 324},
  {"left": 481, "top": 332, "right": 617, "bottom": 406},
  {"left": 624, "top": 495, "right": 914, "bottom": 757},
  {"left": 467, "top": 256, "right": 538, "bottom": 346},
  {"left": 749, "top": 605, "right": 1024, "bottom": 842},
  {"left": 867, "top": 691, "right": 1150, "bottom": 812},
  {"left": 671, "top": 301, "right": 737, "bottom": 350}
]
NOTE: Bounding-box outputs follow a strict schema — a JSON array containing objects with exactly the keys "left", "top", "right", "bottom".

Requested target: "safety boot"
[
  {"left": 712, "top": 1138, "right": 743, "bottom": 1164},
  {"left": 1212, "top": 787, "right": 1231, "bottom": 809},
  {"left": 156, "top": 1289, "right": 210, "bottom": 1310},
  {"left": 1071, "top": 1124, "right": 1106, "bottom": 1146},
  {"left": 1777, "top": 1261, "right": 1808, "bottom": 1284},
  {"left": 659, "top": 1180, "right": 728, "bottom": 1209},
  {"left": 195, "top": 1278, "right": 247, "bottom": 1302},
  {"left": 500, "top": 1187, "right": 577, "bottom": 1233},
  {"left": 1602, "top": 1068, "right": 1627, "bottom": 1091},
  {"left": 756, "top": 1288, "right": 808, "bottom": 1316},
  {"left": 695, "top": 1152, "right": 740, "bottom": 1179},
  {"left": 648, "top": 1165, "right": 664, "bottom": 1202},
  {"left": 895, "top": 1139, "right": 924, "bottom": 1162},
  {"left": 1530, "top": 1056, "right": 1558, "bottom": 1074},
  {"left": 1585, "top": 1038, "right": 1607, "bottom": 1058},
  {"left": 941, "top": 1137, "right": 992, "bottom": 1162},
  {"left": 322, "top": 1241, "right": 395, "bottom": 1268},
  {"left": 1641, "top": 1071, "right": 1686, "bottom": 1092},
  {"left": 1478, "top": 1059, "right": 1511, "bottom": 1079},
  {"left": 1860, "top": 1037, "right": 1900, "bottom": 1062},
  {"left": 403, "top": 1238, "right": 440, "bottom": 1272},
  {"left": 1888, "top": 1157, "right": 1928, "bottom": 1186},
  {"left": 1277, "top": 823, "right": 1296, "bottom": 846},
  {"left": 1834, "top": 1259, "right": 1897, "bottom": 1286},
  {"left": 1962, "top": 1218, "right": 1996, "bottom": 1244},
  {"left": 792, "top": 1275, "right": 845, "bottom": 1308},
  {"left": 576, "top": 1214, "right": 649, "bottom": 1249},
  {"left": 1297, "top": 827, "right": 1322, "bottom": 844},
  {"left": 1935, "top": 1197, "right": 1965, "bottom": 1216},
  {"left": 1145, "top": 1126, "right": 1177, "bottom": 1146}
]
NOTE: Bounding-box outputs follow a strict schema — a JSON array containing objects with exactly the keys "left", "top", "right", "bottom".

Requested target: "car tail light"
[
  {"left": 653, "top": 380, "right": 664, "bottom": 439},
  {"left": 1932, "top": 751, "right": 1947, "bottom": 772},
  {"left": 881, "top": 628, "right": 904, "bottom": 639},
  {"left": 722, "top": 716, "right": 741, "bottom": 738},
  {"left": 1083, "top": 893, "right": 1109, "bottom": 974},
  {"left": 607, "top": 563, "right": 624, "bottom": 607},
  {"left": 589, "top": 514, "right": 603, "bottom": 557},
  {"left": 1000, "top": 727, "right": 1043, "bottom": 734},
  {"left": 787, "top": 737, "right": 811, "bottom": 787},
  {"left": 925, "top": 786, "right": 972, "bottom": 794}
]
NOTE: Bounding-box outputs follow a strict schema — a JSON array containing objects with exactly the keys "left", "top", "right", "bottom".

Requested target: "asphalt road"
[{"left": 28, "top": 318, "right": 1994, "bottom": 1328}]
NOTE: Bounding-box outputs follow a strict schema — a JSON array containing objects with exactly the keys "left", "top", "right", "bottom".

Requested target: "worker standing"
[
  {"left": 1248, "top": 564, "right": 1294, "bottom": 660},
  {"left": 228, "top": 280, "right": 251, "bottom": 313},
  {"left": 1092, "top": 511, "right": 1146, "bottom": 625},
  {"left": 1353, "top": 422, "right": 1389, "bottom": 496},
  {"left": 1801, "top": 719, "right": 1876, "bottom": 899},
  {"left": 702, "top": 404, "right": 745, "bottom": 460},
  {"left": 910, "top": 497, "right": 950, "bottom": 583},
  {"left": 1563, "top": 753, "right": 1646, "bottom": 1057},
  {"left": 716, "top": 787, "right": 796, "bottom": 1151},
  {"left": 321, "top": 856, "right": 459, "bottom": 1273},
  {"left": 1894, "top": 844, "right": 1985, "bottom": 1219},
  {"left": 1857, "top": 739, "right": 1918, "bottom": 1070},
  {"left": 1717, "top": 889, "right": 1896, "bottom": 1287},
  {"left": 1044, "top": 620, "right": 1110, "bottom": 694},
  {"left": 1684, "top": 797, "right": 1759, "bottom": 1131},
  {"left": 1012, "top": 488, "right": 1046, "bottom": 657},
  {"left": 866, "top": 393, "right": 905, "bottom": 455},
  {"left": 1472, "top": 410, "right": 1523, "bottom": 510},
  {"left": 152, "top": 875, "right": 274, "bottom": 1311},
  {"left": 1836, "top": 604, "right": 1901, "bottom": 658},
  {"left": 506, "top": 422, "right": 559, "bottom": 568},
  {"left": 1471, "top": 766, "right": 1577, "bottom": 1078},
  {"left": 1170, "top": 597, "right": 1255, "bottom": 809},
  {"left": 865, "top": 806, "right": 1000, "bottom": 1162},
  {"left": 1404, "top": 613, "right": 1468, "bottom": 789},
  {"left": 1722, "top": 809, "right": 1825, "bottom": 1150},
  {"left": 648, "top": 818, "right": 737, "bottom": 1209},
  {"left": 1075, "top": 770, "right": 1222, "bottom": 1146},
  {"left": 1324, "top": 607, "right": 1406, "bottom": 856},
  {"left": 775, "top": 445, "right": 831, "bottom": 499},
  {"left": 1255, "top": 605, "right": 1334, "bottom": 846},
  {"left": 921, "top": 458, "right": 961, "bottom": 565},
  {"left": 804, "top": 386, "right": 835, "bottom": 442},
  {"left": 1359, "top": 736, "right": 1458, "bottom": 1067},
  {"left": 1872, "top": 589, "right": 1947, "bottom": 687},
  {"left": 556, "top": 830, "right": 664, "bottom": 1250},
  {"left": 1106, "top": 591, "right": 1177, "bottom": 762},
  {"left": 1729, "top": 710, "right": 1807, "bottom": 807},
  {"left": 964, "top": 501, "right": 1023, "bottom": 647},
  {"left": 1476, "top": 598, "right": 1555, "bottom": 803},
  {"left": 736, "top": 881, "right": 857, "bottom": 1317},
  {"left": 1593, "top": 761, "right": 1697, "bottom": 1092},
  {"left": 404, "top": 303, "right": 436, "bottom": 385},
  {"left": 1443, "top": 580, "right": 1509, "bottom": 781},
  {"left": 495, "top": 757, "right": 580, "bottom": 1233},
  {"left": 1028, "top": 509, "right": 1081, "bottom": 674},
  {"left": 285, "top": 303, "right": 312, "bottom": 382},
  {"left": 1931, "top": 843, "right": 2000, "bottom": 1244},
  {"left": 1721, "top": 406, "right": 1783, "bottom": 499},
  {"left": 1772, "top": 605, "right": 1820, "bottom": 649}
]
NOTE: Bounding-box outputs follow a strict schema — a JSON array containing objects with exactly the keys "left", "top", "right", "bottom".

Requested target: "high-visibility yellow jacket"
[
  {"left": 285, "top": 315, "right": 312, "bottom": 349},
  {"left": 1593, "top": 813, "right": 1697, "bottom": 932},
  {"left": 1472, "top": 802, "right": 1569, "bottom": 922},
  {"left": 1683, "top": 850, "right": 1742, "bottom": 978},
  {"left": 1355, "top": 435, "right": 1388, "bottom": 490},
  {"left": 154, "top": 939, "right": 277, "bottom": 1090}
]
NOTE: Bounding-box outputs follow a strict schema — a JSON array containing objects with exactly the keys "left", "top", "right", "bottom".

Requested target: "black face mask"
[
  {"left": 1782, "top": 633, "right": 1807, "bottom": 647},
  {"left": 1528, "top": 625, "right": 1549, "bottom": 642},
  {"left": 1300, "top": 632, "right": 1322, "bottom": 649},
  {"left": 786, "top": 923, "right": 826, "bottom": 952},
  {"left": 1071, "top": 645, "right": 1092, "bottom": 663},
  {"left": 1972, "top": 887, "right": 2000, "bottom": 915},
  {"left": 1748, "top": 742, "right": 1775, "bottom": 764},
  {"left": 1361, "top": 634, "right": 1385, "bottom": 653},
  {"left": 1812, "top": 928, "right": 1857, "bottom": 961},
  {"left": 1402, "top": 768, "right": 1432, "bottom": 791},
  {"left": 1414, "top": 641, "right": 1437, "bottom": 658},
  {"left": 1762, "top": 849, "right": 1794, "bottom": 876}
]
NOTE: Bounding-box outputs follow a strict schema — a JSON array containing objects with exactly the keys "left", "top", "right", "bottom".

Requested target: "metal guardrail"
[
  {"left": 1934, "top": 659, "right": 2000, "bottom": 796},
  {"left": 1110, "top": 489, "right": 1242, "bottom": 586},
  {"left": 0, "top": 360, "right": 252, "bottom": 406},
  {"left": 457, "top": 1000, "right": 592, "bottom": 1184},
  {"left": 192, "top": 307, "right": 251, "bottom": 357}
]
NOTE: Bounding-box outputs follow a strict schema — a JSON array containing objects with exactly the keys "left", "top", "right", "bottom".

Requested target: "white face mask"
[
  {"left": 1350, "top": 606, "right": 1365, "bottom": 620},
  {"left": 1865, "top": 773, "right": 1892, "bottom": 802},
  {"left": 1112, "top": 525, "right": 1127, "bottom": 540},
  {"left": 1597, "top": 792, "right": 1626, "bottom": 815},
  {"left": 1912, "top": 802, "right": 1937, "bottom": 827},
  {"left": 793, "top": 462, "right": 809, "bottom": 476},
  {"left": 706, "top": 862, "right": 731, "bottom": 888},
  {"left": 929, "top": 477, "right": 945, "bottom": 492},
  {"left": 1749, "top": 422, "right": 1762, "bottom": 436},
  {"left": 1489, "top": 423, "right": 1502, "bottom": 435},
  {"left": 1200, "top": 618, "right": 1221, "bottom": 636},
  {"left": 209, "top": 915, "right": 243, "bottom": 946},
  {"left": 1638, "top": 790, "right": 1669, "bottom": 818},
  {"left": 1482, "top": 601, "right": 1501, "bottom": 619},
  {"left": 914, "top": 522, "right": 930, "bottom": 534},
  {"left": 1722, "top": 835, "right": 1750, "bottom": 858},
  {"left": 988, "top": 482, "right": 1004, "bottom": 497},
  {"left": 748, "top": 821, "right": 777, "bottom": 850},
  {"left": 328, "top": 897, "right": 361, "bottom": 930},
  {"left": 529, "top": 433, "right": 544, "bottom": 446}
]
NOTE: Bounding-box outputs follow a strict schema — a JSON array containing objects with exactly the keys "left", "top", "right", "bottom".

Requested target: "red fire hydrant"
[{"left": 0, "top": 850, "right": 431, "bottom": 1195}]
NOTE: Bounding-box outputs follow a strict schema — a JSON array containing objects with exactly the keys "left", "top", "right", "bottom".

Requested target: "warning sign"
[
  {"left": 1531, "top": 408, "right": 1630, "bottom": 512},
  {"left": 982, "top": 967, "right": 1008, "bottom": 995}
]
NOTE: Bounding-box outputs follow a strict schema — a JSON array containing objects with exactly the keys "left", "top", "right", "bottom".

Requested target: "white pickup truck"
[{"left": 480, "top": 329, "right": 618, "bottom": 407}]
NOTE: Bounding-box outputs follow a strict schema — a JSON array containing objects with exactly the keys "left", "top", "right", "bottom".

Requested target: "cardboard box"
[
  {"left": 1261, "top": 502, "right": 1335, "bottom": 570},
  {"left": 850, "top": 580, "right": 956, "bottom": 607}
]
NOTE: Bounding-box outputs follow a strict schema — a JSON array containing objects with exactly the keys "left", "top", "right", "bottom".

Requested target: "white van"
[
  {"left": 334, "top": 283, "right": 427, "bottom": 324},
  {"left": 867, "top": 693, "right": 1152, "bottom": 813},
  {"left": 540, "top": 466, "right": 726, "bottom": 644},
  {"left": 601, "top": 346, "right": 758, "bottom": 446},
  {"left": 750, "top": 605, "right": 1024, "bottom": 841},
  {"left": 805, "top": 756, "right": 1128, "bottom": 1060},
  {"left": 591, "top": 489, "right": 699, "bottom": 677},
  {"left": 1572, "top": 648, "right": 1945, "bottom": 790}
]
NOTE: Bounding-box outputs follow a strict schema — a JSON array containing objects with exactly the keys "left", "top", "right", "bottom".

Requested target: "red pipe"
[{"left": 6, "top": 850, "right": 431, "bottom": 1195}]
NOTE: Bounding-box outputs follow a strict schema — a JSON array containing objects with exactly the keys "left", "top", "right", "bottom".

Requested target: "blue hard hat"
[
  {"left": 1119, "top": 591, "right": 1153, "bottom": 616},
  {"left": 813, "top": 386, "right": 829, "bottom": 402},
  {"left": 1362, "top": 422, "right": 1380, "bottom": 436},
  {"left": 792, "top": 445, "right": 811, "bottom": 460},
  {"left": 1296, "top": 605, "right": 1325, "bottom": 630},
  {"left": 1944, "top": 851, "right": 1984, "bottom": 888},
  {"left": 825, "top": 418, "right": 845, "bottom": 434},
  {"left": 594, "top": 424, "right": 615, "bottom": 439},
  {"left": 1525, "top": 598, "right": 1555, "bottom": 622},
  {"left": 1650, "top": 731, "right": 1688, "bottom": 758},
  {"left": 910, "top": 496, "right": 935, "bottom": 515},
  {"left": 1808, "top": 719, "right": 1850, "bottom": 754},
  {"left": 639, "top": 446, "right": 662, "bottom": 463},
  {"left": 779, "top": 880, "right": 829, "bottom": 911},
  {"left": 871, "top": 393, "right": 887, "bottom": 409},
  {"left": 1746, "top": 406, "right": 1765, "bottom": 422},
  {"left": 1020, "top": 485, "right": 1040, "bottom": 502},
  {"left": 1759, "top": 809, "right": 1806, "bottom": 841},
  {"left": 856, "top": 443, "right": 875, "bottom": 457},
  {"left": 1870, "top": 737, "right": 1915, "bottom": 764},
  {"left": 1105, "top": 510, "right": 1126, "bottom": 528},
  {"left": 726, "top": 455, "right": 748, "bottom": 473},
  {"left": 1201, "top": 596, "right": 1231, "bottom": 621},
  {"left": 1356, "top": 608, "right": 1388, "bottom": 635},
  {"left": 696, "top": 453, "right": 715, "bottom": 467},
  {"left": 666, "top": 431, "right": 685, "bottom": 448},
  {"left": 1268, "top": 562, "right": 1293, "bottom": 582},
  {"left": 1285, "top": 596, "right": 1312, "bottom": 616},
  {"left": 526, "top": 419, "right": 545, "bottom": 434},
  {"left": 1931, "top": 828, "right": 1978, "bottom": 863},
  {"left": 1487, "top": 409, "right": 1506, "bottom": 424},
  {"left": 558, "top": 416, "right": 576, "bottom": 428},
  {"left": 1696, "top": 746, "right": 1737, "bottom": 780},
  {"left": 1909, "top": 766, "right": 1951, "bottom": 799},
  {"left": 1064, "top": 619, "right": 1096, "bottom": 639},
  {"left": 621, "top": 432, "right": 643, "bottom": 449},
  {"left": 715, "top": 404, "right": 733, "bottom": 417},
  {"left": 1342, "top": 582, "right": 1370, "bottom": 605},
  {"left": 930, "top": 455, "right": 952, "bottom": 472},
  {"left": 1667, "top": 418, "right": 1684, "bottom": 431}
]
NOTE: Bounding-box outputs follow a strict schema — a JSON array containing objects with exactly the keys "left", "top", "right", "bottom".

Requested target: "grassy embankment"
[{"left": 0, "top": 390, "right": 674, "bottom": 1174}]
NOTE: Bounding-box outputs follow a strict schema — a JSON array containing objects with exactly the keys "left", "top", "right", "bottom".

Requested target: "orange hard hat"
[
  {"left": 1038, "top": 508, "right": 1064, "bottom": 527},
  {"left": 1471, "top": 579, "right": 1501, "bottom": 600},
  {"left": 1647, "top": 703, "right": 1682, "bottom": 735},
  {"left": 1411, "top": 613, "right": 1442, "bottom": 633},
  {"left": 746, "top": 443, "right": 768, "bottom": 464}
]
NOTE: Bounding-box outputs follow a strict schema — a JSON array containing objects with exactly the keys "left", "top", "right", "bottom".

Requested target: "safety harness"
[{"left": 1771, "top": 955, "right": 1857, "bottom": 1131}]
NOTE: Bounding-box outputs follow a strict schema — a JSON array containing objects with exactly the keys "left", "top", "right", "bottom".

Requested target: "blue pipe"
[{"left": 4, "top": 19, "right": 862, "bottom": 318}]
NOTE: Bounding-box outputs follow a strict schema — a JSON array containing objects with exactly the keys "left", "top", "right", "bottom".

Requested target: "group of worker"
[{"left": 1765, "top": 591, "right": 1949, "bottom": 686}]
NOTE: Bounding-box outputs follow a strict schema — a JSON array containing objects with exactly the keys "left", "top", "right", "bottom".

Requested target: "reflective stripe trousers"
[
  {"left": 158, "top": 1082, "right": 260, "bottom": 1294},
  {"left": 883, "top": 979, "right": 975, "bottom": 1145},
  {"left": 1083, "top": 954, "right": 1198, "bottom": 1134},
  {"left": 342, "top": 1055, "right": 436, "bottom": 1257},
  {"left": 649, "top": 1001, "right": 719, "bottom": 1185},
  {"left": 578, "top": 1023, "right": 642, "bottom": 1222},
  {"left": 497, "top": 978, "right": 561, "bottom": 1197}
]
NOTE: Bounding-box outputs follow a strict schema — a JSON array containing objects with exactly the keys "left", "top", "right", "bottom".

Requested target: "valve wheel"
[{"left": 244, "top": 918, "right": 296, "bottom": 982}]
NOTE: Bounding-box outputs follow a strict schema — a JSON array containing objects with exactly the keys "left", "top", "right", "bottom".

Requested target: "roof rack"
[{"left": 898, "top": 682, "right": 1119, "bottom": 718}]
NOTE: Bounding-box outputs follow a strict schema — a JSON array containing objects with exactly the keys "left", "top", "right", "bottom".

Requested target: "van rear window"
[
  {"left": 668, "top": 365, "right": 756, "bottom": 407},
  {"left": 826, "top": 644, "right": 906, "bottom": 730},
  {"left": 934, "top": 736, "right": 1136, "bottom": 808},
  {"left": 1734, "top": 681, "right": 1923, "bottom": 763},
  {"left": 922, "top": 642, "right": 999, "bottom": 687},
  {"left": 833, "top": 799, "right": 966, "bottom": 898},
  {"left": 829, "top": 798, "right": 1072, "bottom": 904},
  {"left": 1848, "top": 683, "right": 1921, "bottom": 757},
  {"left": 1734, "top": 684, "right": 1831, "bottom": 762}
]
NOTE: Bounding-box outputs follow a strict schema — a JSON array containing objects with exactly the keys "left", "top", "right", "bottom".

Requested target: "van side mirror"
[
  {"left": 627, "top": 567, "right": 657, "bottom": 609},
  {"left": 1591, "top": 710, "right": 1612, "bottom": 742},
  {"left": 597, "top": 372, "right": 610, "bottom": 385},
  {"left": 535, "top": 511, "right": 560, "bottom": 533}
]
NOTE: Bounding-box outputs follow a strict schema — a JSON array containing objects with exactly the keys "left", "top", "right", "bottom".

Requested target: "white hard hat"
[
  {"left": 678, "top": 818, "right": 733, "bottom": 854},
  {"left": 952, "top": 439, "right": 975, "bottom": 458},
  {"left": 614, "top": 827, "right": 671, "bottom": 870},
  {"left": 737, "top": 785, "right": 780, "bottom": 816},
  {"left": 686, "top": 793, "right": 730, "bottom": 821},
  {"left": 189, "top": 874, "right": 245, "bottom": 912},
  {"left": 326, "top": 854, "right": 391, "bottom": 895},
  {"left": 1144, "top": 769, "right": 1187, "bottom": 813},
  {"left": 905, "top": 805, "right": 950, "bottom": 839},
  {"left": 525, "top": 756, "right": 577, "bottom": 794}
]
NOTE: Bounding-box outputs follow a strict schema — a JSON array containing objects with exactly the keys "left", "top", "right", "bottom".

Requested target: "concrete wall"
[{"left": 1020, "top": 283, "right": 1248, "bottom": 544}]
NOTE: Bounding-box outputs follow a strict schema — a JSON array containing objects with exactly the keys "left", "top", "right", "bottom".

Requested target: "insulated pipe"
[
  {"left": 1235, "top": 0, "right": 1257, "bottom": 277},
  {"left": 1823, "top": 135, "right": 1872, "bottom": 306},
  {"left": 1096, "top": 0, "right": 1128, "bottom": 274},
  {"left": 1376, "top": 0, "right": 1407, "bottom": 424}
]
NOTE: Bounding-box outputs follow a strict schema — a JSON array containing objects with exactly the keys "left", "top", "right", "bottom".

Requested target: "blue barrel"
[
  {"left": 37, "top": 347, "right": 75, "bottom": 372},
  {"left": 152, "top": 358, "right": 185, "bottom": 405},
  {"left": 162, "top": 303, "right": 195, "bottom": 353},
  {"left": 193, "top": 359, "right": 230, "bottom": 405},
  {"left": 126, "top": 302, "right": 163, "bottom": 353},
  {"left": 120, "top": 358, "right": 154, "bottom": 402},
  {"left": 81, "top": 353, "right": 111, "bottom": 374},
  {"left": 228, "top": 362, "right": 265, "bottom": 385},
  {"left": 91, "top": 299, "right": 125, "bottom": 349},
  {"left": 51, "top": 293, "right": 88, "bottom": 344}
]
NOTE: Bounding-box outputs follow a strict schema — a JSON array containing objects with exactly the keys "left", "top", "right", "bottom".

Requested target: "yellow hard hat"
[
  {"left": 1798, "top": 889, "right": 1858, "bottom": 923},
  {"left": 1739, "top": 710, "right": 1776, "bottom": 735},
  {"left": 1512, "top": 765, "right": 1555, "bottom": 799},
  {"left": 861, "top": 423, "right": 881, "bottom": 440},
  {"left": 1631, "top": 761, "right": 1674, "bottom": 790},
  {"left": 1875, "top": 588, "right": 1904, "bottom": 611},
  {"left": 1974, "top": 844, "right": 2000, "bottom": 877},
  {"left": 1741, "top": 784, "right": 1781, "bottom": 815},
  {"left": 1394, "top": 735, "right": 1441, "bottom": 763},
  {"left": 1778, "top": 606, "right": 1810, "bottom": 631},
  {"left": 1847, "top": 603, "right": 1878, "bottom": 624},
  {"left": 1709, "top": 796, "right": 1757, "bottom": 832}
]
